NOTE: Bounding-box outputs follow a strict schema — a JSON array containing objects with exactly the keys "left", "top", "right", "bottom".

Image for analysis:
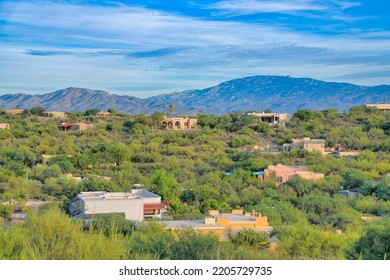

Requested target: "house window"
[
  {"left": 276, "top": 177, "right": 283, "bottom": 183},
  {"left": 184, "top": 122, "right": 189, "bottom": 127},
  {"left": 175, "top": 121, "right": 181, "bottom": 129}
]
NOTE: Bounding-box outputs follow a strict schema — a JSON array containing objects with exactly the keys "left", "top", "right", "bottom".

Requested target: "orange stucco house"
[
  {"left": 57, "top": 121, "right": 93, "bottom": 131},
  {"left": 160, "top": 209, "right": 271, "bottom": 241}
]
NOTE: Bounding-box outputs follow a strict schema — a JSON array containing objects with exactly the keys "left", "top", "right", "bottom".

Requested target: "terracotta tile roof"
[
  {"left": 57, "top": 122, "right": 80, "bottom": 127},
  {"left": 144, "top": 203, "right": 166, "bottom": 210}
]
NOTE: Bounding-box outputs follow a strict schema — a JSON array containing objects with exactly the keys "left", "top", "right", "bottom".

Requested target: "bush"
[
  {"left": 229, "top": 229, "right": 270, "bottom": 250},
  {"left": 89, "top": 213, "right": 137, "bottom": 236}
]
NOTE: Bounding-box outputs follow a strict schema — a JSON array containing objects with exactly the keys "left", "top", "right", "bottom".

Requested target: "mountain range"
[{"left": 1, "top": 75, "right": 389, "bottom": 115}]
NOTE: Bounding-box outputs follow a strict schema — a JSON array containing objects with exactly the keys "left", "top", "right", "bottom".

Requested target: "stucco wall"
[{"left": 84, "top": 198, "right": 144, "bottom": 221}]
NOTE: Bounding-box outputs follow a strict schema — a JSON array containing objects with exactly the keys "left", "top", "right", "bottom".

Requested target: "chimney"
[{"left": 204, "top": 216, "right": 216, "bottom": 225}]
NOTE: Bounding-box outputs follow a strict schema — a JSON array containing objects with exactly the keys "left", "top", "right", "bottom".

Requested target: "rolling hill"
[{"left": 1, "top": 75, "right": 389, "bottom": 115}]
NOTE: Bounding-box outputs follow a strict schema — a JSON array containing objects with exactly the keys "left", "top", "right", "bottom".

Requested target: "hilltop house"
[
  {"left": 258, "top": 164, "right": 324, "bottom": 186},
  {"left": 57, "top": 121, "right": 93, "bottom": 131},
  {"left": 65, "top": 173, "right": 112, "bottom": 182},
  {"left": 0, "top": 123, "right": 10, "bottom": 130},
  {"left": 70, "top": 185, "right": 166, "bottom": 221},
  {"left": 161, "top": 116, "right": 197, "bottom": 130},
  {"left": 5, "top": 109, "right": 23, "bottom": 115},
  {"left": 45, "top": 111, "right": 67, "bottom": 118},
  {"left": 282, "top": 137, "right": 325, "bottom": 153},
  {"left": 260, "top": 138, "right": 326, "bottom": 153},
  {"left": 96, "top": 111, "right": 112, "bottom": 117},
  {"left": 246, "top": 112, "right": 292, "bottom": 125},
  {"left": 365, "top": 104, "right": 390, "bottom": 111}
]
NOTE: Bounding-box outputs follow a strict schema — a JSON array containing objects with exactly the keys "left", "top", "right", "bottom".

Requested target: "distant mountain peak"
[{"left": 1, "top": 75, "right": 389, "bottom": 114}]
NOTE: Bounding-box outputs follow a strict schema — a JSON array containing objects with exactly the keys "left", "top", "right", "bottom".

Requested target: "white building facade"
[{"left": 70, "top": 187, "right": 165, "bottom": 221}]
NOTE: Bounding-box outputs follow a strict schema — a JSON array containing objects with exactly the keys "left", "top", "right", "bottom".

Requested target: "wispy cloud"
[
  {"left": 1, "top": 1, "right": 382, "bottom": 51},
  {"left": 206, "top": 0, "right": 362, "bottom": 22},
  {"left": 0, "top": 0, "right": 388, "bottom": 96},
  {"left": 128, "top": 47, "right": 189, "bottom": 58},
  {"left": 337, "top": 70, "right": 390, "bottom": 79},
  {"left": 207, "top": 0, "right": 327, "bottom": 15}
]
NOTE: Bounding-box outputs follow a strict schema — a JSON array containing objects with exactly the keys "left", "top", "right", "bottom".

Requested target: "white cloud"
[
  {"left": 206, "top": 0, "right": 363, "bottom": 22},
  {"left": 0, "top": 1, "right": 294, "bottom": 47},
  {"left": 207, "top": 0, "right": 327, "bottom": 15},
  {"left": 0, "top": 1, "right": 383, "bottom": 50},
  {"left": 0, "top": 0, "right": 388, "bottom": 96}
]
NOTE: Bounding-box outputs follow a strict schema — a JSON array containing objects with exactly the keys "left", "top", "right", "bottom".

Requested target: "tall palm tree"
[
  {"left": 168, "top": 104, "right": 174, "bottom": 129},
  {"left": 168, "top": 104, "right": 174, "bottom": 116}
]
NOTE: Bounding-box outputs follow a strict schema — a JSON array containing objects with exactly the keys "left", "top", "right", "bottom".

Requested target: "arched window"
[
  {"left": 161, "top": 122, "right": 167, "bottom": 129},
  {"left": 175, "top": 121, "right": 181, "bottom": 129},
  {"left": 168, "top": 122, "right": 173, "bottom": 129}
]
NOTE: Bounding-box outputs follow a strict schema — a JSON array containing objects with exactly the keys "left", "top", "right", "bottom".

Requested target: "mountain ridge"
[{"left": 1, "top": 75, "right": 389, "bottom": 114}]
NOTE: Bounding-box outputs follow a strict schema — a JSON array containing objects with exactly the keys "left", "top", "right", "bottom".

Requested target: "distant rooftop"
[
  {"left": 160, "top": 220, "right": 223, "bottom": 230},
  {"left": 365, "top": 104, "right": 390, "bottom": 110},
  {"left": 247, "top": 112, "right": 290, "bottom": 116},
  {"left": 210, "top": 213, "right": 259, "bottom": 222},
  {"left": 292, "top": 137, "right": 325, "bottom": 144},
  {"left": 267, "top": 164, "right": 309, "bottom": 170}
]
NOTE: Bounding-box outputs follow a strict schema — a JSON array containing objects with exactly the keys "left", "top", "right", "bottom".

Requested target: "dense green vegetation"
[{"left": 0, "top": 105, "right": 389, "bottom": 260}]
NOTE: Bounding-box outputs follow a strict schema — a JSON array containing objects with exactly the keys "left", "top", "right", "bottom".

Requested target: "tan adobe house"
[
  {"left": 96, "top": 111, "right": 112, "bottom": 117},
  {"left": 5, "top": 109, "right": 23, "bottom": 115},
  {"left": 159, "top": 209, "right": 271, "bottom": 241},
  {"left": 260, "top": 138, "right": 325, "bottom": 153},
  {"left": 66, "top": 173, "right": 112, "bottom": 183},
  {"left": 258, "top": 164, "right": 324, "bottom": 186},
  {"left": 70, "top": 185, "right": 166, "bottom": 221},
  {"left": 365, "top": 104, "right": 390, "bottom": 111},
  {"left": 247, "top": 112, "right": 292, "bottom": 125},
  {"left": 45, "top": 111, "right": 67, "bottom": 118},
  {"left": 161, "top": 116, "right": 197, "bottom": 130},
  {"left": 0, "top": 123, "right": 10, "bottom": 130},
  {"left": 282, "top": 137, "right": 325, "bottom": 153},
  {"left": 57, "top": 121, "right": 93, "bottom": 131}
]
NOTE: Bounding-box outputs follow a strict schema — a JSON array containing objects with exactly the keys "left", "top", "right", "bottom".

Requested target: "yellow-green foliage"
[
  {"left": 276, "top": 223, "right": 349, "bottom": 260},
  {"left": 1, "top": 107, "right": 390, "bottom": 260},
  {"left": 0, "top": 208, "right": 127, "bottom": 260}
]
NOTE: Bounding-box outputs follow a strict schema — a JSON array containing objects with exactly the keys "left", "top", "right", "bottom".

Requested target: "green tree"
[
  {"left": 128, "top": 222, "right": 175, "bottom": 259},
  {"left": 0, "top": 208, "right": 127, "bottom": 259},
  {"left": 89, "top": 213, "right": 137, "bottom": 237},
  {"left": 29, "top": 106, "right": 46, "bottom": 116},
  {"left": 229, "top": 229, "right": 270, "bottom": 250},
  {"left": 85, "top": 108, "right": 100, "bottom": 116},
  {"left": 376, "top": 179, "right": 390, "bottom": 201},
  {"left": 149, "top": 169, "right": 179, "bottom": 201},
  {"left": 170, "top": 229, "right": 220, "bottom": 260},
  {"left": 0, "top": 204, "right": 13, "bottom": 220},
  {"left": 348, "top": 220, "right": 390, "bottom": 260}
]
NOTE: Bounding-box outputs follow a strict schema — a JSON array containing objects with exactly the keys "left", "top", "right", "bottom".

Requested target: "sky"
[{"left": 0, "top": 0, "right": 389, "bottom": 97}]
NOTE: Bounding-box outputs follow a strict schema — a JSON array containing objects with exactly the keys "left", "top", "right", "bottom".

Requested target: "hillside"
[{"left": 1, "top": 76, "right": 389, "bottom": 114}]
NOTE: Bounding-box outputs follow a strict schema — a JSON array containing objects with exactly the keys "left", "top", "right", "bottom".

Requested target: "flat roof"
[
  {"left": 159, "top": 220, "right": 223, "bottom": 229},
  {"left": 11, "top": 213, "right": 27, "bottom": 219},
  {"left": 366, "top": 104, "right": 390, "bottom": 109},
  {"left": 248, "top": 112, "right": 290, "bottom": 116},
  {"left": 212, "top": 213, "right": 257, "bottom": 222},
  {"left": 131, "top": 189, "right": 160, "bottom": 199},
  {"left": 304, "top": 139, "right": 325, "bottom": 143},
  {"left": 267, "top": 165, "right": 309, "bottom": 170},
  {"left": 78, "top": 189, "right": 160, "bottom": 200}
]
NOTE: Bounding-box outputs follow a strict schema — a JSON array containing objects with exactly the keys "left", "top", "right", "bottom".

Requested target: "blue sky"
[{"left": 0, "top": 0, "right": 389, "bottom": 97}]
